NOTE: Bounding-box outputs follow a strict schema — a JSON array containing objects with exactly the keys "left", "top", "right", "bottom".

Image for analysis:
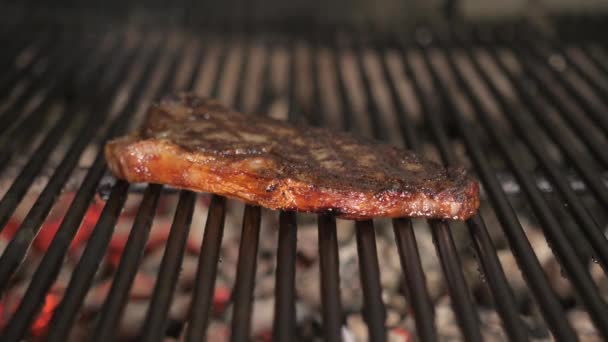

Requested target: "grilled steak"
[{"left": 105, "top": 93, "right": 479, "bottom": 220}]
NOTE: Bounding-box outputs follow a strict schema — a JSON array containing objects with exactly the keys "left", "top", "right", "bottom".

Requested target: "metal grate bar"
[
  {"left": 392, "top": 218, "right": 438, "bottom": 342},
  {"left": 0, "top": 112, "right": 79, "bottom": 234},
  {"left": 183, "top": 36, "right": 232, "bottom": 342},
  {"left": 484, "top": 42, "right": 608, "bottom": 210},
  {"left": 272, "top": 211, "right": 297, "bottom": 341},
  {"left": 581, "top": 46, "right": 608, "bottom": 124},
  {"left": 230, "top": 205, "right": 262, "bottom": 342},
  {"left": 141, "top": 190, "right": 196, "bottom": 342},
  {"left": 0, "top": 30, "right": 57, "bottom": 99},
  {"left": 465, "top": 215, "right": 529, "bottom": 341},
  {"left": 441, "top": 38, "right": 608, "bottom": 339},
  {"left": 0, "top": 29, "right": 43, "bottom": 70},
  {"left": 185, "top": 195, "right": 226, "bottom": 342},
  {"left": 430, "top": 220, "right": 482, "bottom": 342},
  {"left": 46, "top": 180, "right": 130, "bottom": 342},
  {"left": 458, "top": 37, "right": 608, "bottom": 271},
  {"left": 92, "top": 184, "right": 163, "bottom": 342},
  {"left": 0, "top": 35, "right": 97, "bottom": 172},
  {"left": 0, "top": 34, "right": 140, "bottom": 327},
  {"left": 522, "top": 36, "right": 608, "bottom": 139},
  {"left": 228, "top": 36, "right": 265, "bottom": 342},
  {"left": 46, "top": 34, "right": 174, "bottom": 342},
  {"left": 92, "top": 32, "right": 187, "bottom": 341},
  {"left": 0, "top": 77, "right": 138, "bottom": 342},
  {"left": 317, "top": 214, "right": 343, "bottom": 342},
  {"left": 391, "top": 36, "right": 528, "bottom": 342},
  {"left": 354, "top": 34, "right": 479, "bottom": 341},
  {"left": 513, "top": 41, "right": 608, "bottom": 168},
  {"left": 0, "top": 31, "right": 93, "bottom": 136},
  {"left": 417, "top": 43, "right": 578, "bottom": 341},
  {"left": 355, "top": 220, "right": 386, "bottom": 342},
  {"left": 0, "top": 35, "right": 133, "bottom": 295},
  {"left": 481, "top": 45, "right": 608, "bottom": 267}
]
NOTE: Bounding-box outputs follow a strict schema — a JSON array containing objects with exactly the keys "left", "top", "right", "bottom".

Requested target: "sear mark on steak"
[{"left": 104, "top": 93, "right": 480, "bottom": 220}]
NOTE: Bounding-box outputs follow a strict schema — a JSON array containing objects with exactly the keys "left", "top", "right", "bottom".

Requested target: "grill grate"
[{"left": 0, "top": 20, "right": 607, "bottom": 342}]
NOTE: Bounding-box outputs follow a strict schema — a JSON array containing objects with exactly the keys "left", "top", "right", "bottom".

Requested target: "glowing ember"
[
  {"left": 31, "top": 293, "right": 60, "bottom": 338},
  {"left": 0, "top": 293, "right": 61, "bottom": 339},
  {"left": 1, "top": 204, "right": 103, "bottom": 254}
]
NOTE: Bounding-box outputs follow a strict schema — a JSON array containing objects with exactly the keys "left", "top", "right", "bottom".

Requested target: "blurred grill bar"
[{"left": 0, "top": 20, "right": 606, "bottom": 342}]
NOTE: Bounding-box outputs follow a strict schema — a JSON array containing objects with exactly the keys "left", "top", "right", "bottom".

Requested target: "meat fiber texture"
[{"left": 105, "top": 93, "right": 479, "bottom": 220}]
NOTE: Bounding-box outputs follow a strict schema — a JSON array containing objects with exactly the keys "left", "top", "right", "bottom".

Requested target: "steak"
[{"left": 104, "top": 93, "right": 480, "bottom": 220}]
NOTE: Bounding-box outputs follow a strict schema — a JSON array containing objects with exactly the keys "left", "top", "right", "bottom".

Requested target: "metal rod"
[
  {"left": 92, "top": 184, "right": 163, "bottom": 342},
  {"left": 230, "top": 205, "right": 262, "bottom": 342},
  {"left": 523, "top": 38, "right": 608, "bottom": 138},
  {"left": 484, "top": 40, "right": 608, "bottom": 210},
  {"left": 431, "top": 220, "right": 482, "bottom": 342},
  {"left": 46, "top": 180, "right": 130, "bottom": 342},
  {"left": 466, "top": 215, "right": 530, "bottom": 341},
  {"left": 185, "top": 195, "right": 226, "bottom": 342},
  {"left": 390, "top": 34, "right": 527, "bottom": 342},
  {"left": 317, "top": 214, "right": 343, "bottom": 342},
  {"left": 355, "top": 220, "right": 386, "bottom": 342},
  {"left": 392, "top": 218, "right": 438, "bottom": 342},
  {"left": 514, "top": 41, "right": 608, "bottom": 168},
  {"left": 141, "top": 190, "right": 196, "bottom": 342},
  {"left": 478, "top": 43, "right": 608, "bottom": 271},
  {"left": 0, "top": 35, "right": 132, "bottom": 294},
  {"left": 442, "top": 37, "right": 608, "bottom": 339},
  {"left": 416, "top": 43, "right": 577, "bottom": 341},
  {"left": 0, "top": 109, "right": 78, "bottom": 234},
  {"left": 272, "top": 211, "right": 297, "bottom": 341},
  {"left": 0, "top": 111, "right": 93, "bottom": 291},
  {"left": 0, "top": 36, "right": 142, "bottom": 337},
  {"left": 363, "top": 32, "right": 480, "bottom": 340}
]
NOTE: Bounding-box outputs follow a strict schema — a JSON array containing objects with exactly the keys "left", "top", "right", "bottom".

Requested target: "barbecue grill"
[{"left": 1, "top": 1, "right": 608, "bottom": 341}]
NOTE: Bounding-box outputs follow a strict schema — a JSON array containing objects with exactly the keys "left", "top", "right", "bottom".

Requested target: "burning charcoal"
[
  {"left": 569, "top": 310, "right": 601, "bottom": 342},
  {"left": 388, "top": 327, "right": 412, "bottom": 342},
  {"left": 297, "top": 226, "right": 318, "bottom": 262},
  {"left": 67, "top": 319, "right": 93, "bottom": 342},
  {"left": 258, "top": 209, "right": 279, "bottom": 255},
  {"left": 175, "top": 255, "right": 199, "bottom": 290},
  {"left": 141, "top": 247, "right": 166, "bottom": 274},
  {"left": 169, "top": 293, "right": 191, "bottom": 322},
  {"left": 412, "top": 220, "right": 446, "bottom": 301},
  {"left": 249, "top": 297, "right": 275, "bottom": 336},
  {"left": 378, "top": 241, "right": 401, "bottom": 292},
  {"left": 435, "top": 303, "right": 463, "bottom": 340},
  {"left": 385, "top": 309, "right": 402, "bottom": 327},
  {"left": 186, "top": 195, "right": 232, "bottom": 254},
  {"left": 254, "top": 271, "right": 275, "bottom": 298},
  {"left": 385, "top": 292, "right": 408, "bottom": 314},
  {"left": 544, "top": 258, "right": 573, "bottom": 301},
  {"left": 590, "top": 262, "right": 608, "bottom": 301},
  {"left": 212, "top": 283, "right": 231, "bottom": 315},
  {"left": 116, "top": 300, "right": 148, "bottom": 339},
  {"left": 477, "top": 248, "right": 530, "bottom": 309},
  {"left": 346, "top": 314, "right": 368, "bottom": 342},
  {"left": 337, "top": 219, "right": 355, "bottom": 245},
  {"left": 0, "top": 238, "right": 7, "bottom": 255},
  {"left": 83, "top": 272, "right": 156, "bottom": 312},
  {"left": 205, "top": 321, "right": 229, "bottom": 342},
  {"left": 297, "top": 240, "right": 365, "bottom": 311},
  {"left": 224, "top": 298, "right": 311, "bottom": 339},
  {"left": 342, "top": 325, "right": 356, "bottom": 342},
  {"left": 49, "top": 261, "right": 75, "bottom": 294},
  {"left": 479, "top": 309, "right": 509, "bottom": 341}
]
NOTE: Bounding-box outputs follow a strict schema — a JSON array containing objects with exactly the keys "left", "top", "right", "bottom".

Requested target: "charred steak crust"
[{"left": 105, "top": 93, "right": 480, "bottom": 220}]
